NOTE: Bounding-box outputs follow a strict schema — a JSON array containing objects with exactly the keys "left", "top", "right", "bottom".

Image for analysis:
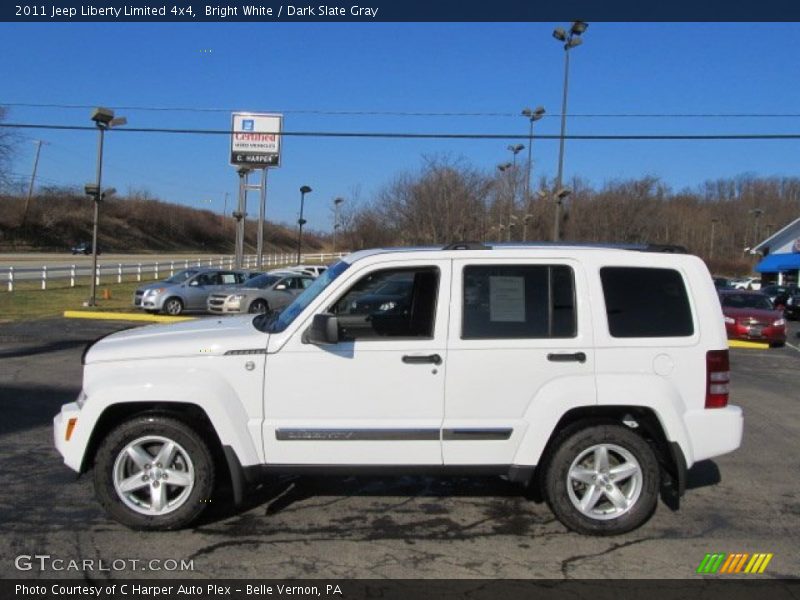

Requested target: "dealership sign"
[{"left": 230, "top": 112, "right": 282, "bottom": 167}]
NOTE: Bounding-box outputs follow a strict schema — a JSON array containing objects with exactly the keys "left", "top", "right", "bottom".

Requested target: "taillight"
[{"left": 706, "top": 350, "right": 730, "bottom": 408}]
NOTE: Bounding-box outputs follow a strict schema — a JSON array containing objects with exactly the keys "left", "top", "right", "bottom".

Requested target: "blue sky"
[{"left": 1, "top": 23, "right": 799, "bottom": 232}]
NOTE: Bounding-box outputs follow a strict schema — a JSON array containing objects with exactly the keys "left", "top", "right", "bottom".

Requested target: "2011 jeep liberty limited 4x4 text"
[{"left": 54, "top": 243, "right": 743, "bottom": 535}]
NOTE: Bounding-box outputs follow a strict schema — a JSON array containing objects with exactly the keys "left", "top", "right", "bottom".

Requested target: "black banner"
[{"left": 4, "top": 580, "right": 800, "bottom": 600}]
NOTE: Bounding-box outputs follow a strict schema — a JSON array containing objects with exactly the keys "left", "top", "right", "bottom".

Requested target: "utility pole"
[{"left": 21, "top": 140, "right": 45, "bottom": 226}]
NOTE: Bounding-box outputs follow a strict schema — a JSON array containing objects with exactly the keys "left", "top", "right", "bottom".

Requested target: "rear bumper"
[{"left": 684, "top": 405, "right": 743, "bottom": 464}]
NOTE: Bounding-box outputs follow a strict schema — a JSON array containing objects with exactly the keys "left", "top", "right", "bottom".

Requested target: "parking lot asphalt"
[{"left": 1, "top": 317, "right": 798, "bottom": 580}]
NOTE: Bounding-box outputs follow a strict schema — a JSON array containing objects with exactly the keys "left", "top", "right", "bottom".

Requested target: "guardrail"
[{"left": 3, "top": 252, "right": 344, "bottom": 292}]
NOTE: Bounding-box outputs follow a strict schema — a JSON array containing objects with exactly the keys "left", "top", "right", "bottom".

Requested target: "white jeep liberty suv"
[{"left": 54, "top": 242, "right": 743, "bottom": 535}]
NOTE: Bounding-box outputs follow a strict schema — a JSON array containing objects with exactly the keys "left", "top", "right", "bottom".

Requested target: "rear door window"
[
  {"left": 461, "top": 265, "right": 576, "bottom": 339},
  {"left": 600, "top": 267, "right": 694, "bottom": 337}
]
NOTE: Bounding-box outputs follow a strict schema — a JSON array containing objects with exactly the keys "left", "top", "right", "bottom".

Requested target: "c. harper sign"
[{"left": 230, "top": 113, "right": 283, "bottom": 167}]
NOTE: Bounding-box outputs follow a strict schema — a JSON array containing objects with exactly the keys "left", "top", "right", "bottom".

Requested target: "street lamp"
[
  {"left": 749, "top": 208, "right": 764, "bottom": 249},
  {"left": 87, "top": 107, "right": 126, "bottom": 307},
  {"left": 710, "top": 218, "right": 719, "bottom": 260},
  {"left": 333, "top": 197, "right": 344, "bottom": 255},
  {"left": 552, "top": 21, "right": 588, "bottom": 241},
  {"left": 522, "top": 214, "right": 534, "bottom": 242},
  {"left": 521, "top": 106, "right": 545, "bottom": 202},
  {"left": 296, "top": 185, "right": 312, "bottom": 264}
]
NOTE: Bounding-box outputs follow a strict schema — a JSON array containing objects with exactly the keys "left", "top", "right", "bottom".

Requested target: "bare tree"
[{"left": 0, "top": 107, "right": 15, "bottom": 190}]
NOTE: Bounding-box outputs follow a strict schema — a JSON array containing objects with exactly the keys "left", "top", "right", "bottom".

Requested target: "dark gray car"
[{"left": 207, "top": 273, "right": 314, "bottom": 315}]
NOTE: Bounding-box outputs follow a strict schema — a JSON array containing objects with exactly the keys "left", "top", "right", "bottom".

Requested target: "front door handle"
[
  {"left": 402, "top": 354, "right": 442, "bottom": 365},
  {"left": 547, "top": 352, "right": 587, "bottom": 363}
]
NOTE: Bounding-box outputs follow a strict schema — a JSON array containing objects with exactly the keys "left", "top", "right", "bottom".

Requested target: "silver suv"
[
  {"left": 133, "top": 268, "right": 255, "bottom": 315},
  {"left": 207, "top": 272, "right": 314, "bottom": 315}
]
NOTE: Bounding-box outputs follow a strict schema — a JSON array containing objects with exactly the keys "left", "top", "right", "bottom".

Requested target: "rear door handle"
[
  {"left": 402, "top": 354, "right": 442, "bottom": 365},
  {"left": 547, "top": 352, "right": 587, "bottom": 363}
]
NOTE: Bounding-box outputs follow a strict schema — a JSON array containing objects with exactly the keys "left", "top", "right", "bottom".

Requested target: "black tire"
[
  {"left": 543, "top": 423, "right": 659, "bottom": 536},
  {"left": 93, "top": 414, "right": 215, "bottom": 530},
  {"left": 248, "top": 299, "right": 269, "bottom": 314},
  {"left": 162, "top": 297, "right": 184, "bottom": 316}
]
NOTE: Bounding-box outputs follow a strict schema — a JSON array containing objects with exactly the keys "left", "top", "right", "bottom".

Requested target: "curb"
[
  {"left": 728, "top": 340, "right": 770, "bottom": 350},
  {"left": 63, "top": 310, "right": 195, "bottom": 323}
]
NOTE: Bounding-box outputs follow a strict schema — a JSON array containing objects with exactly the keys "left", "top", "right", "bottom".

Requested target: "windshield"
[
  {"left": 245, "top": 274, "right": 280, "bottom": 289},
  {"left": 259, "top": 260, "right": 350, "bottom": 333},
  {"left": 722, "top": 294, "right": 774, "bottom": 311},
  {"left": 164, "top": 269, "right": 199, "bottom": 284}
]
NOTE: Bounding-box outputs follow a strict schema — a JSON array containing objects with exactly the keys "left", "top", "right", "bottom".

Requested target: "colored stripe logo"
[{"left": 697, "top": 553, "right": 773, "bottom": 574}]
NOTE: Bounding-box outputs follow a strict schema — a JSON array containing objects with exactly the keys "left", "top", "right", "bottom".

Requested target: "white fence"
[{"left": 4, "top": 253, "right": 343, "bottom": 292}]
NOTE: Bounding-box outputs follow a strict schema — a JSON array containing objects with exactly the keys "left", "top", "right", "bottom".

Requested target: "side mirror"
[
  {"left": 303, "top": 313, "right": 339, "bottom": 345},
  {"left": 275, "top": 283, "right": 287, "bottom": 291}
]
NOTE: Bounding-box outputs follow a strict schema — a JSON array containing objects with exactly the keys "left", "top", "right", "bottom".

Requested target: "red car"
[{"left": 719, "top": 290, "right": 786, "bottom": 346}]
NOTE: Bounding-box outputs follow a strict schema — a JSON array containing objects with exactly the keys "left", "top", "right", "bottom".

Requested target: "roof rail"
[
  {"left": 442, "top": 241, "right": 491, "bottom": 250},
  {"left": 643, "top": 244, "right": 687, "bottom": 254}
]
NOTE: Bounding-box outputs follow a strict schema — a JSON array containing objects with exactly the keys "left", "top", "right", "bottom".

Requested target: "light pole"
[
  {"left": 333, "top": 197, "right": 344, "bottom": 255},
  {"left": 507, "top": 143, "right": 525, "bottom": 209},
  {"left": 749, "top": 208, "right": 764, "bottom": 248},
  {"left": 552, "top": 21, "right": 588, "bottom": 241},
  {"left": 296, "top": 185, "right": 312, "bottom": 264},
  {"left": 710, "top": 218, "right": 719, "bottom": 260},
  {"left": 521, "top": 106, "right": 545, "bottom": 203},
  {"left": 87, "top": 107, "right": 126, "bottom": 307}
]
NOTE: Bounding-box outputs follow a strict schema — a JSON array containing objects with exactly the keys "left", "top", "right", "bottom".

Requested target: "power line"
[
  {"left": 3, "top": 122, "right": 800, "bottom": 141},
  {"left": 3, "top": 102, "right": 800, "bottom": 119}
]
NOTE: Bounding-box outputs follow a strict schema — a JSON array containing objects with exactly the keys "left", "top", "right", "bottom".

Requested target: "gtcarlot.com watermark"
[{"left": 14, "top": 554, "right": 194, "bottom": 572}]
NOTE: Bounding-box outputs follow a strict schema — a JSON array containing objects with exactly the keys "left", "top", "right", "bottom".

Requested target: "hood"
[
  {"left": 212, "top": 285, "right": 255, "bottom": 296},
  {"left": 136, "top": 280, "right": 177, "bottom": 293},
  {"left": 84, "top": 315, "right": 266, "bottom": 364},
  {"left": 722, "top": 307, "right": 782, "bottom": 321}
]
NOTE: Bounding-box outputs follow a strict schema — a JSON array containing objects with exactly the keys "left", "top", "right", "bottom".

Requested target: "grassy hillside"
[{"left": 0, "top": 191, "right": 325, "bottom": 254}]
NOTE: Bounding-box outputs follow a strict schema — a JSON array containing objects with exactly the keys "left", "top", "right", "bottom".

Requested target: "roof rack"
[
  {"left": 442, "top": 241, "right": 491, "bottom": 251},
  {"left": 441, "top": 241, "right": 687, "bottom": 254}
]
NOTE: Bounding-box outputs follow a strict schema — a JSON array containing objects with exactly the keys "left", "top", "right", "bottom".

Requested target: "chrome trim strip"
[
  {"left": 275, "top": 429, "right": 440, "bottom": 441},
  {"left": 442, "top": 428, "right": 513, "bottom": 441}
]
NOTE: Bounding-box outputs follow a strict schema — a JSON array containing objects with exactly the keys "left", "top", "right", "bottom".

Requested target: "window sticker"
[{"left": 489, "top": 276, "right": 525, "bottom": 322}]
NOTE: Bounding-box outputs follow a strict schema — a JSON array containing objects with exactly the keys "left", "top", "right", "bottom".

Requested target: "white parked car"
[
  {"left": 730, "top": 276, "right": 762, "bottom": 291},
  {"left": 289, "top": 264, "right": 328, "bottom": 278},
  {"left": 54, "top": 243, "right": 742, "bottom": 535}
]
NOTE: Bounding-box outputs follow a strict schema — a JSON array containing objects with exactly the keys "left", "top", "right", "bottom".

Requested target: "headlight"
[
  {"left": 773, "top": 318, "right": 786, "bottom": 327},
  {"left": 379, "top": 301, "right": 397, "bottom": 312},
  {"left": 723, "top": 316, "right": 735, "bottom": 325},
  {"left": 145, "top": 287, "right": 166, "bottom": 296},
  {"left": 231, "top": 294, "right": 245, "bottom": 301}
]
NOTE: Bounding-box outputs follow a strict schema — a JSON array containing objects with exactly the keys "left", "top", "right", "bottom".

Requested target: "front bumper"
[
  {"left": 53, "top": 401, "right": 84, "bottom": 472},
  {"left": 684, "top": 405, "right": 743, "bottom": 464},
  {"left": 134, "top": 293, "right": 167, "bottom": 311}
]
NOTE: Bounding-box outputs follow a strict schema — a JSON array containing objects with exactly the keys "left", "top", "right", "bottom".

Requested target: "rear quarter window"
[{"left": 600, "top": 267, "right": 694, "bottom": 338}]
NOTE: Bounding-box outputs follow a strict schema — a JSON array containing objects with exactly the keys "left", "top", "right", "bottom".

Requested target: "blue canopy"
[{"left": 755, "top": 252, "right": 800, "bottom": 273}]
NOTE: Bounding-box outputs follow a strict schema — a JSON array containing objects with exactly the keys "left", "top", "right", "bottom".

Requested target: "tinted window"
[
  {"left": 721, "top": 293, "right": 773, "bottom": 311},
  {"left": 462, "top": 265, "right": 576, "bottom": 339},
  {"left": 246, "top": 274, "right": 280, "bottom": 289},
  {"left": 601, "top": 267, "right": 693, "bottom": 337},
  {"left": 331, "top": 267, "right": 439, "bottom": 340}
]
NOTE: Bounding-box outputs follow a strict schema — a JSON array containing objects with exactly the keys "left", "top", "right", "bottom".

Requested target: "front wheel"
[
  {"left": 93, "top": 415, "right": 215, "bottom": 530},
  {"left": 162, "top": 297, "right": 184, "bottom": 316},
  {"left": 543, "top": 424, "right": 659, "bottom": 536},
  {"left": 248, "top": 299, "right": 269, "bottom": 314}
]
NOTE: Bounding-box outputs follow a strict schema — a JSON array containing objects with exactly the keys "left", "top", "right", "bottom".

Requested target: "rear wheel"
[
  {"left": 543, "top": 424, "right": 659, "bottom": 536},
  {"left": 248, "top": 299, "right": 269, "bottom": 314},
  {"left": 162, "top": 297, "right": 184, "bottom": 315},
  {"left": 94, "top": 415, "right": 214, "bottom": 530}
]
